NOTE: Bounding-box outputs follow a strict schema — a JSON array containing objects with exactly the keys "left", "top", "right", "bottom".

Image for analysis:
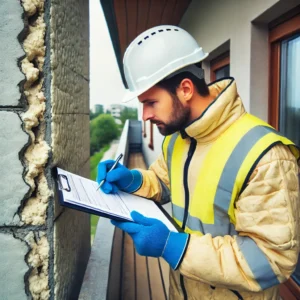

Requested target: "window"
[
  {"left": 143, "top": 121, "right": 154, "bottom": 150},
  {"left": 210, "top": 52, "right": 230, "bottom": 82},
  {"left": 279, "top": 34, "right": 300, "bottom": 145},
  {"left": 269, "top": 11, "right": 300, "bottom": 300},
  {"left": 143, "top": 121, "right": 147, "bottom": 138},
  {"left": 148, "top": 122, "right": 154, "bottom": 150},
  {"left": 269, "top": 13, "right": 300, "bottom": 145}
]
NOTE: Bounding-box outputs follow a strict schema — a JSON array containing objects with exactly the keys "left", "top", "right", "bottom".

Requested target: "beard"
[{"left": 151, "top": 94, "right": 190, "bottom": 136}]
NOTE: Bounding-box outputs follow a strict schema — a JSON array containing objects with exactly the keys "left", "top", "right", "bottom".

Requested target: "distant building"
[
  {"left": 93, "top": 104, "right": 104, "bottom": 114},
  {"left": 109, "top": 104, "right": 124, "bottom": 119}
]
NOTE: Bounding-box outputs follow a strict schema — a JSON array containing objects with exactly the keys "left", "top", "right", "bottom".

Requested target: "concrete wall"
[
  {"left": 141, "top": 0, "right": 300, "bottom": 165},
  {"left": 0, "top": 0, "right": 90, "bottom": 299}
]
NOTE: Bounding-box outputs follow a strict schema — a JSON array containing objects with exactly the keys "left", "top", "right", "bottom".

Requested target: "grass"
[
  {"left": 90, "top": 144, "right": 110, "bottom": 181},
  {"left": 90, "top": 144, "right": 110, "bottom": 242}
]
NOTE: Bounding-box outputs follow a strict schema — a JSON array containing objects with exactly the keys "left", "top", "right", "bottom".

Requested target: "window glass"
[
  {"left": 279, "top": 33, "right": 300, "bottom": 286},
  {"left": 210, "top": 52, "right": 230, "bottom": 82},
  {"left": 279, "top": 34, "right": 300, "bottom": 145},
  {"left": 215, "top": 64, "right": 230, "bottom": 80}
]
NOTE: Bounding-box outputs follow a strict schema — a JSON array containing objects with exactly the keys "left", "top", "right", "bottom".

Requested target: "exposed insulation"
[
  {"left": 21, "top": 0, "right": 52, "bottom": 227},
  {"left": 23, "top": 14, "right": 45, "bottom": 64},
  {"left": 22, "top": 0, "right": 44, "bottom": 17},
  {"left": 26, "top": 233, "right": 50, "bottom": 300},
  {"left": 21, "top": 172, "right": 52, "bottom": 225},
  {"left": 20, "top": 0, "right": 51, "bottom": 298}
]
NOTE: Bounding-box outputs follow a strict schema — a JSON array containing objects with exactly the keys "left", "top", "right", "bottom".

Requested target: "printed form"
[{"left": 56, "top": 168, "right": 177, "bottom": 232}]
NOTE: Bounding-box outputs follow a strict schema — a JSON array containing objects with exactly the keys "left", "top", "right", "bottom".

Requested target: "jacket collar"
[{"left": 180, "top": 78, "right": 246, "bottom": 143}]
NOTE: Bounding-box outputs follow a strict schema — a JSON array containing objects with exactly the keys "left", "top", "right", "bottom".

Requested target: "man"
[{"left": 97, "top": 25, "right": 300, "bottom": 299}]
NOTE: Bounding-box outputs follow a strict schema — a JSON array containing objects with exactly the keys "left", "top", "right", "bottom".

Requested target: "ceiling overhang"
[{"left": 100, "top": 0, "right": 191, "bottom": 87}]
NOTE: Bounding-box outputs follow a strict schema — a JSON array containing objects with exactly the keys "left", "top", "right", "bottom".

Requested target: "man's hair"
[{"left": 156, "top": 64, "right": 210, "bottom": 97}]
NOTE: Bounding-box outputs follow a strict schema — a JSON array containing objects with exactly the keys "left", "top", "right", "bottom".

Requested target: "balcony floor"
[{"left": 107, "top": 152, "right": 170, "bottom": 300}]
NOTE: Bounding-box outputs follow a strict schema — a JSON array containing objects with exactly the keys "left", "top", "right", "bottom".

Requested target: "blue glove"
[
  {"left": 96, "top": 160, "right": 142, "bottom": 194},
  {"left": 112, "top": 211, "right": 190, "bottom": 270}
]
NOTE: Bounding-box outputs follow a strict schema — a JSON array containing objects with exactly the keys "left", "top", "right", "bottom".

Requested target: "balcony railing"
[{"left": 79, "top": 120, "right": 170, "bottom": 300}]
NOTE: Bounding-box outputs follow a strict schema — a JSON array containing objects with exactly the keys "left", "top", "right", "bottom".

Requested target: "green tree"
[
  {"left": 90, "top": 106, "right": 104, "bottom": 121},
  {"left": 90, "top": 114, "right": 120, "bottom": 154},
  {"left": 120, "top": 107, "right": 138, "bottom": 125}
]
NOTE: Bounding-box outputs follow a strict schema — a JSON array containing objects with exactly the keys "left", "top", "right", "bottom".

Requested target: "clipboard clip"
[{"left": 57, "top": 174, "right": 71, "bottom": 192}]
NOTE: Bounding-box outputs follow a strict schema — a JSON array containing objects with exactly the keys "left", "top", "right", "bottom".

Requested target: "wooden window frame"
[
  {"left": 210, "top": 52, "right": 230, "bottom": 82},
  {"left": 268, "top": 12, "right": 300, "bottom": 129},
  {"left": 143, "top": 121, "right": 147, "bottom": 138},
  {"left": 148, "top": 122, "right": 154, "bottom": 150},
  {"left": 280, "top": 278, "right": 300, "bottom": 300}
]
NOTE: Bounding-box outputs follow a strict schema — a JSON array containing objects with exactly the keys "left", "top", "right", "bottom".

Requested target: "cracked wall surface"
[{"left": 0, "top": 0, "right": 90, "bottom": 299}]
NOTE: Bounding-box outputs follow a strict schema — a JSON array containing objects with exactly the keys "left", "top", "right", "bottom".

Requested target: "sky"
[{"left": 89, "top": 0, "right": 137, "bottom": 110}]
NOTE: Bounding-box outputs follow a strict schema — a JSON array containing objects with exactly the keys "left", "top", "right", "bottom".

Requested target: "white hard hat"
[{"left": 122, "top": 25, "right": 209, "bottom": 102}]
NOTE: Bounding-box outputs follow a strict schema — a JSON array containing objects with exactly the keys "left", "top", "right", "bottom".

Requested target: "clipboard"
[
  {"left": 54, "top": 167, "right": 181, "bottom": 232},
  {"left": 54, "top": 168, "right": 132, "bottom": 223}
]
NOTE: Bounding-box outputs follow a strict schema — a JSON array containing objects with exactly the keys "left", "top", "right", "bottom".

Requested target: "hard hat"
[{"left": 122, "top": 25, "right": 209, "bottom": 102}]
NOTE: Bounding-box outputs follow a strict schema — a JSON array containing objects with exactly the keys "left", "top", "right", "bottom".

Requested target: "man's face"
[{"left": 138, "top": 86, "right": 190, "bottom": 136}]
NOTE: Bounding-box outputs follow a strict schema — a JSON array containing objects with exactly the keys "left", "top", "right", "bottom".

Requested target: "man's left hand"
[{"left": 111, "top": 211, "right": 190, "bottom": 269}]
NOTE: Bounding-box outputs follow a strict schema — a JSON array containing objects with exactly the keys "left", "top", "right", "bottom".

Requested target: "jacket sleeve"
[
  {"left": 179, "top": 144, "right": 300, "bottom": 292},
  {"left": 133, "top": 153, "right": 171, "bottom": 204}
]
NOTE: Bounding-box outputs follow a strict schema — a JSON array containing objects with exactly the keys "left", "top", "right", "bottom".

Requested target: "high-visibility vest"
[{"left": 162, "top": 113, "right": 299, "bottom": 236}]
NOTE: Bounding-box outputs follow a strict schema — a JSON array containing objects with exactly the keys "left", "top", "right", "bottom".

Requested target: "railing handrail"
[
  {"left": 79, "top": 119, "right": 132, "bottom": 300},
  {"left": 115, "top": 119, "right": 129, "bottom": 164}
]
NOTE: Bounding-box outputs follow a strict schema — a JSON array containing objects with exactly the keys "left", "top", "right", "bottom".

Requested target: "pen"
[{"left": 96, "top": 153, "right": 123, "bottom": 191}]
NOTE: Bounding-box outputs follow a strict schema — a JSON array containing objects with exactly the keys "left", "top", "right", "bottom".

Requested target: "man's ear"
[{"left": 177, "top": 78, "right": 194, "bottom": 103}]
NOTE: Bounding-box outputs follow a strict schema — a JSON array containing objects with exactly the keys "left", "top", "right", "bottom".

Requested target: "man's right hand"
[{"left": 96, "top": 160, "right": 142, "bottom": 194}]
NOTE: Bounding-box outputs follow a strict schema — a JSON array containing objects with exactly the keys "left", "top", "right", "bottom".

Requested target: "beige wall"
[
  {"left": 180, "top": 0, "right": 300, "bottom": 121},
  {"left": 180, "top": 0, "right": 279, "bottom": 115}
]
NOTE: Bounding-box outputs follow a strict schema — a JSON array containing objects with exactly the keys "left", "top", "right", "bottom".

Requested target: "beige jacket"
[{"left": 134, "top": 79, "right": 300, "bottom": 299}]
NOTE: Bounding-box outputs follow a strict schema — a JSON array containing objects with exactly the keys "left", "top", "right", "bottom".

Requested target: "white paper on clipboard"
[{"left": 56, "top": 167, "right": 178, "bottom": 232}]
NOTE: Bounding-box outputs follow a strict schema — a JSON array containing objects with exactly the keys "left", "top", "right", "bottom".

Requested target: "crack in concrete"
[
  {"left": 53, "top": 112, "right": 90, "bottom": 115},
  {"left": 53, "top": 208, "right": 65, "bottom": 223},
  {"left": 0, "top": 225, "right": 46, "bottom": 231},
  {"left": 0, "top": 106, "right": 27, "bottom": 111},
  {"left": 18, "top": 1, "right": 52, "bottom": 299},
  {"left": 20, "top": 0, "right": 51, "bottom": 227},
  {"left": 61, "top": 63, "right": 89, "bottom": 82}
]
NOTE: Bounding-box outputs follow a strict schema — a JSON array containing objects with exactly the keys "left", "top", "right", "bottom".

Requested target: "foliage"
[
  {"left": 90, "top": 144, "right": 110, "bottom": 181},
  {"left": 91, "top": 214, "right": 99, "bottom": 243},
  {"left": 89, "top": 106, "right": 137, "bottom": 240},
  {"left": 120, "top": 107, "right": 138, "bottom": 124},
  {"left": 89, "top": 144, "right": 110, "bottom": 241},
  {"left": 90, "top": 107, "right": 104, "bottom": 121},
  {"left": 90, "top": 114, "right": 120, "bottom": 154}
]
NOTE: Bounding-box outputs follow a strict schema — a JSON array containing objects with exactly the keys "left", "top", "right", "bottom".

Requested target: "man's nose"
[{"left": 142, "top": 106, "right": 154, "bottom": 121}]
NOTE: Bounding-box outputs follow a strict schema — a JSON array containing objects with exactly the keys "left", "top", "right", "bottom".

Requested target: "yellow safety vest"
[{"left": 162, "top": 113, "right": 299, "bottom": 236}]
